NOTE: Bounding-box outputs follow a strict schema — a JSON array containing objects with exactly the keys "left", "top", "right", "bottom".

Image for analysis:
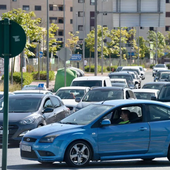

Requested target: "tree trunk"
[{"left": 89, "top": 51, "right": 91, "bottom": 72}]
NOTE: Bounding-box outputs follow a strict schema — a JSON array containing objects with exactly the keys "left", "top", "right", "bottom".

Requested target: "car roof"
[
  {"left": 109, "top": 72, "right": 132, "bottom": 76},
  {"left": 99, "top": 99, "right": 169, "bottom": 107},
  {"left": 13, "top": 90, "right": 51, "bottom": 94},
  {"left": 110, "top": 78, "right": 126, "bottom": 81},
  {"left": 143, "top": 82, "right": 170, "bottom": 85},
  {"left": 89, "top": 87, "right": 127, "bottom": 90},
  {"left": 57, "top": 86, "right": 90, "bottom": 90},
  {"left": 9, "top": 94, "right": 47, "bottom": 99},
  {"left": 132, "top": 89, "right": 160, "bottom": 93},
  {"left": 72, "top": 76, "right": 109, "bottom": 81}
]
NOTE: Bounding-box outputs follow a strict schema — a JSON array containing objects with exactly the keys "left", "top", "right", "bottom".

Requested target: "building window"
[
  {"left": 90, "top": 26, "right": 95, "bottom": 31},
  {"left": 70, "top": 7, "right": 73, "bottom": 12},
  {"left": 103, "top": 13, "right": 107, "bottom": 15},
  {"left": 90, "top": 0, "right": 95, "bottom": 5},
  {"left": 35, "top": 6, "right": 41, "bottom": 11},
  {"left": 57, "top": 38, "right": 63, "bottom": 41},
  {"left": 149, "top": 27, "right": 154, "bottom": 31},
  {"left": 78, "top": 0, "right": 85, "bottom": 3},
  {"left": 78, "top": 11, "right": 85, "bottom": 17},
  {"left": 70, "top": 19, "right": 73, "bottom": 24},
  {"left": 58, "top": 18, "right": 64, "bottom": 23},
  {"left": 58, "top": 5, "right": 63, "bottom": 11},
  {"left": 49, "top": 17, "right": 57, "bottom": 24},
  {"left": 49, "top": 4, "right": 58, "bottom": 11},
  {"left": 58, "top": 30, "right": 64, "bottom": 36},
  {"left": 12, "top": 0, "right": 17, "bottom": 2},
  {"left": 78, "top": 25, "right": 83, "bottom": 31},
  {"left": 23, "top": 5, "right": 29, "bottom": 11},
  {"left": 103, "top": 25, "right": 107, "bottom": 27},
  {"left": 140, "top": 27, "right": 144, "bottom": 29},
  {"left": 166, "top": 26, "right": 170, "bottom": 31},
  {"left": 166, "top": 12, "right": 170, "bottom": 17},
  {"left": 0, "top": 5, "right": 6, "bottom": 10},
  {"left": 166, "top": 0, "right": 170, "bottom": 3}
]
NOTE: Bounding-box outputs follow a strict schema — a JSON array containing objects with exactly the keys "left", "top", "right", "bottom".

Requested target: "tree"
[
  {"left": 66, "top": 31, "right": 79, "bottom": 53},
  {"left": 147, "top": 31, "right": 166, "bottom": 63}
]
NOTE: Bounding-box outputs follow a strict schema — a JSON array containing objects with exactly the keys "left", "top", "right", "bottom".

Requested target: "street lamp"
[
  {"left": 32, "top": 40, "right": 41, "bottom": 80},
  {"left": 76, "top": 44, "right": 82, "bottom": 68}
]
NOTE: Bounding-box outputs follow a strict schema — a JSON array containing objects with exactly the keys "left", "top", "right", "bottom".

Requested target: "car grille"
[
  {"left": 0, "top": 125, "right": 18, "bottom": 141},
  {"left": 23, "top": 137, "right": 37, "bottom": 143},
  {"left": 21, "top": 150, "right": 37, "bottom": 159}
]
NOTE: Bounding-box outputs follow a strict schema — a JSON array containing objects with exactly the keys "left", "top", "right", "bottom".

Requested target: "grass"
[{"left": 0, "top": 83, "right": 21, "bottom": 92}]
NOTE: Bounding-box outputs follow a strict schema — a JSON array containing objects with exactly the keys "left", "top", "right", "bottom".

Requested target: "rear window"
[
  {"left": 122, "top": 69, "right": 140, "bottom": 75},
  {"left": 158, "top": 86, "right": 170, "bottom": 101},
  {"left": 142, "top": 84, "right": 163, "bottom": 90},
  {"left": 71, "top": 80, "right": 102, "bottom": 87}
]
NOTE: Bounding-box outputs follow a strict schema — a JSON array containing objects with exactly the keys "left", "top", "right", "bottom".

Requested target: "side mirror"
[
  {"left": 101, "top": 119, "right": 111, "bottom": 126},
  {"left": 75, "top": 97, "right": 81, "bottom": 103},
  {"left": 42, "top": 108, "right": 54, "bottom": 113},
  {"left": 151, "top": 96, "right": 157, "bottom": 101}
]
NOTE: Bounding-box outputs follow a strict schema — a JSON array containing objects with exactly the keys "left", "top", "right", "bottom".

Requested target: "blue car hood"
[{"left": 25, "top": 123, "right": 83, "bottom": 137}]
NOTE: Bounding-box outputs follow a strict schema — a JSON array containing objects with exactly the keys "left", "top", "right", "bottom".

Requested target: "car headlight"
[
  {"left": 39, "top": 134, "right": 60, "bottom": 143},
  {"left": 20, "top": 117, "right": 36, "bottom": 125}
]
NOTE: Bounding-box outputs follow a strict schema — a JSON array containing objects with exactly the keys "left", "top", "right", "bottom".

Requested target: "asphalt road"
[{"left": 1, "top": 69, "right": 170, "bottom": 170}]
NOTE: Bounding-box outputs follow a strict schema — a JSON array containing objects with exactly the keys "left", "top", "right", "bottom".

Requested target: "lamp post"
[
  {"left": 46, "top": 0, "right": 49, "bottom": 88},
  {"left": 50, "top": 42, "right": 57, "bottom": 70},
  {"left": 76, "top": 44, "right": 82, "bottom": 68},
  {"left": 32, "top": 40, "right": 41, "bottom": 80}
]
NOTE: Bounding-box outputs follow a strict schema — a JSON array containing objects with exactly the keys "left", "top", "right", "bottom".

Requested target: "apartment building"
[
  {"left": 0, "top": 0, "right": 73, "bottom": 44},
  {"left": 73, "top": 0, "right": 169, "bottom": 42}
]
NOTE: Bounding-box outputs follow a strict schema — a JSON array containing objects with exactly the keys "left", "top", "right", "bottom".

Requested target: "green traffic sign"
[{"left": 0, "top": 19, "right": 26, "bottom": 58}]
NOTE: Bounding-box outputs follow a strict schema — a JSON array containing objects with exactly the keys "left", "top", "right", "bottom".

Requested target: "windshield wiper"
[{"left": 60, "top": 122, "right": 78, "bottom": 125}]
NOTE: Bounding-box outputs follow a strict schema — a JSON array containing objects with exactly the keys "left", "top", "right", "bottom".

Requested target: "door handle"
[{"left": 139, "top": 127, "right": 147, "bottom": 131}]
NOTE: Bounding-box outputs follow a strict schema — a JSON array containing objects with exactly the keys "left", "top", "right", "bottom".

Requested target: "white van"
[{"left": 70, "top": 76, "right": 112, "bottom": 88}]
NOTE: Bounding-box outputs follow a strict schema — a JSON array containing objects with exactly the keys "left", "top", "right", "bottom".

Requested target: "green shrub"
[
  {"left": 167, "top": 64, "right": 170, "bottom": 69},
  {"left": 32, "top": 71, "right": 55, "bottom": 80},
  {"left": 27, "top": 65, "right": 35, "bottom": 72},
  {"left": 2, "top": 72, "right": 33, "bottom": 86},
  {"left": 150, "top": 64, "right": 155, "bottom": 69},
  {"left": 84, "top": 65, "right": 107, "bottom": 72},
  {"left": 106, "top": 65, "right": 118, "bottom": 72}
]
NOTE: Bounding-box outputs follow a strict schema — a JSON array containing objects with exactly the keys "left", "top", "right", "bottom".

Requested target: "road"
[{"left": 1, "top": 69, "right": 170, "bottom": 170}]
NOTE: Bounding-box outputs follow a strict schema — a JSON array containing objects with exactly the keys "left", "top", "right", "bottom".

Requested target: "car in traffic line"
[
  {"left": 55, "top": 86, "right": 90, "bottom": 113},
  {"left": 142, "top": 82, "right": 170, "bottom": 90},
  {"left": 152, "top": 64, "right": 168, "bottom": 77},
  {"left": 75, "top": 87, "right": 136, "bottom": 111},
  {"left": 0, "top": 94, "right": 70, "bottom": 145},
  {"left": 20, "top": 100, "right": 170, "bottom": 167},
  {"left": 132, "top": 89, "right": 160, "bottom": 100}
]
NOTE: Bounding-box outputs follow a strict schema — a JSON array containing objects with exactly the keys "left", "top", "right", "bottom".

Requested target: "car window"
[
  {"left": 128, "top": 90, "right": 135, "bottom": 99},
  {"left": 72, "top": 80, "right": 102, "bottom": 87},
  {"left": 50, "top": 96, "right": 61, "bottom": 107},
  {"left": 158, "top": 86, "right": 170, "bottom": 100},
  {"left": 44, "top": 98, "right": 53, "bottom": 108},
  {"left": 142, "top": 84, "right": 163, "bottom": 90},
  {"left": 103, "top": 106, "right": 143, "bottom": 125},
  {"left": 134, "top": 92, "right": 155, "bottom": 100},
  {"left": 126, "top": 91, "right": 130, "bottom": 99},
  {"left": 148, "top": 105, "right": 170, "bottom": 121}
]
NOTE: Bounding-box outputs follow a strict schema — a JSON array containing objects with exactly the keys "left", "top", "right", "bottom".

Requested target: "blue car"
[{"left": 20, "top": 100, "right": 170, "bottom": 167}]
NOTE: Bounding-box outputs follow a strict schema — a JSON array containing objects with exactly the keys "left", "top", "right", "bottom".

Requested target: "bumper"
[{"left": 20, "top": 140, "right": 65, "bottom": 162}]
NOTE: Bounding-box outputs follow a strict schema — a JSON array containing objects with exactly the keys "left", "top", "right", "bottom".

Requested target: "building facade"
[{"left": 0, "top": 0, "right": 73, "bottom": 44}]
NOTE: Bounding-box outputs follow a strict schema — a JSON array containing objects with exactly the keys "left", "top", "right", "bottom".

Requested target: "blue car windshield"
[
  {"left": 0, "top": 97, "right": 42, "bottom": 113},
  {"left": 60, "top": 104, "right": 113, "bottom": 125}
]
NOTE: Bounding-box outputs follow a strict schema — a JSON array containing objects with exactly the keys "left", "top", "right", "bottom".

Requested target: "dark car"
[
  {"left": 151, "top": 83, "right": 170, "bottom": 102},
  {"left": 0, "top": 94, "right": 70, "bottom": 145},
  {"left": 75, "top": 87, "right": 136, "bottom": 111},
  {"left": 108, "top": 72, "right": 136, "bottom": 89},
  {"left": 154, "top": 70, "right": 170, "bottom": 82},
  {"left": 142, "top": 82, "right": 169, "bottom": 90}
]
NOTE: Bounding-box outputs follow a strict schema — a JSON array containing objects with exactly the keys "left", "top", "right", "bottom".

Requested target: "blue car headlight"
[{"left": 39, "top": 134, "right": 60, "bottom": 143}]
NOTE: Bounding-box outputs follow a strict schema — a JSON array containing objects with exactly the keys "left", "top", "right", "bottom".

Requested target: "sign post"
[{"left": 0, "top": 18, "right": 26, "bottom": 170}]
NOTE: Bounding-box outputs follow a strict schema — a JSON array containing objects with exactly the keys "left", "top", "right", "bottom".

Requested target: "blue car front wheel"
[{"left": 65, "top": 140, "right": 92, "bottom": 167}]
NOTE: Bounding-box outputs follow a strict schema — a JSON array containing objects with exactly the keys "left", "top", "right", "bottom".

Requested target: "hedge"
[
  {"left": 1, "top": 72, "right": 33, "bottom": 86},
  {"left": 32, "top": 71, "right": 55, "bottom": 80}
]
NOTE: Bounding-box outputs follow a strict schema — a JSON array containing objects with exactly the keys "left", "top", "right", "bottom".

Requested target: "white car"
[
  {"left": 55, "top": 86, "right": 90, "bottom": 114},
  {"left": 22, "top": 84, "right": 47, "bottom": 90},
  {"left": 110, "top": 78, "right": 127, "bottom": 85},
  {"left": 132, "top": 89, "right": 160, "bottom": 100},
  {"left": 152, "top": 64, "right": 168, "bottom": 77},
  {"left": 13, "top": 90, "right": 53, "bottom": 95}
]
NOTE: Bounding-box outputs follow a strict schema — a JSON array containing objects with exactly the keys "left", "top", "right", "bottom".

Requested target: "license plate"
[
  {"left": 0, "top": 130, "right": 9, "bottom": 135},
  {"left": 21, "top": 145, "right": 31, "bottom": 152}
]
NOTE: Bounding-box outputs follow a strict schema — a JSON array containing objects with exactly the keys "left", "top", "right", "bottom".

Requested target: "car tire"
[
  {"left": 167, "top": 147, "right": 170, "bottom": 161},
  {"left": 65, "top": 140, "right": 92, "bottom": 167},
  {"left": 142, "top": 158, "right": 155, "bottom": 161}
]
